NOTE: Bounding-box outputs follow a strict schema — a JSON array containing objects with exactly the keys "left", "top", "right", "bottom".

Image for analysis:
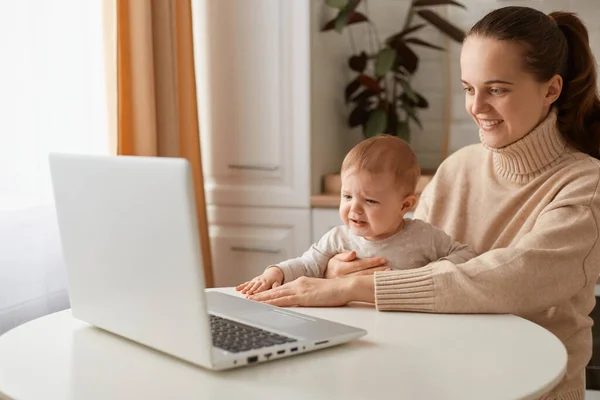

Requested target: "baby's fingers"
[
  {"left": 246, "top": 280, "right": 264, "bottom": 295},
  {"left": 236, "top": 281, "right": 251, "bottom": 292}
]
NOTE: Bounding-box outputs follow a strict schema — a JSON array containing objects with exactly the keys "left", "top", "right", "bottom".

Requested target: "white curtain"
[{"left": 0, "top": 1, "right": 110, "bottom": 333}]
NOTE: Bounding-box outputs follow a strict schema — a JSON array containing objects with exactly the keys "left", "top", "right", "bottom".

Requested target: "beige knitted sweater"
[{"left": 374, "top": 110, "right": 600, "bottom": 400}]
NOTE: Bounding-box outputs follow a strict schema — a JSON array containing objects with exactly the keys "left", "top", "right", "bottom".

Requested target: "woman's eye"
[
  {"left": 462, "top": 86, "right": 474, "bottom": 94},
  {"left": 490, "top": 88, "right": 506, "bottom": 95}
]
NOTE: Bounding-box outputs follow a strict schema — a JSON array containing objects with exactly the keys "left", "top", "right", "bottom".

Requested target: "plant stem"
[
  {"left": 363, "top": 0, "right": 388, "bottom": 105},
  {"left": 364, "top": 0, "right": 382, "bottom": 49}
]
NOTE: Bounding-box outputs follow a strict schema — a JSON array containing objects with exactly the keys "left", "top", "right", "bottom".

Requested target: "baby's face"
[{"left": 339, "top": 169, "right": 409, "bottom": 240}]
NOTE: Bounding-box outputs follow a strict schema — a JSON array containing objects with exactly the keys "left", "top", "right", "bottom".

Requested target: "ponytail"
[{"left": 550, "top": 11, "right": 600, "bottom": 159}]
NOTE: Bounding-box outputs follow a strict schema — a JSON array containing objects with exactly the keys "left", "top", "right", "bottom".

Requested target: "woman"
[{"left": 249, "top": 6, "right": 600, "bottom": 399}]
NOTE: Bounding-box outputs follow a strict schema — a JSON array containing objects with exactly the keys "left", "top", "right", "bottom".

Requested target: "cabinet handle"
[
  {"left": 228, "top": 164, "right": 279, "bottom": 171},
  {"left": 231, "top": 246, "right": 282, "bottom": 254}
]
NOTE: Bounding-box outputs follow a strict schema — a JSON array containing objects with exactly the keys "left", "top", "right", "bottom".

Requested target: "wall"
[{"left": 310, "top": 0, "right": 600, "bottom": 194}]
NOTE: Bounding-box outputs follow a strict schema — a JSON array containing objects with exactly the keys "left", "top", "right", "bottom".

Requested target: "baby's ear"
[{"left": 402, "top": 194, "right": 418, "bottom": 212}]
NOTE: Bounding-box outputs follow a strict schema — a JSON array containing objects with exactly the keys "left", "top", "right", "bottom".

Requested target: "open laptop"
[{"left": 48, "top": 153, "right": 366, "bottom": 370}]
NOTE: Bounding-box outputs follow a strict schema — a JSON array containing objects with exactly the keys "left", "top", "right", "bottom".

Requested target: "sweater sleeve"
[
  {"left": 375, "top": 204, "right": 600, "bottom": 314},
  {"left": 275, "top": 227, "right": 342, "bottom": 283}
]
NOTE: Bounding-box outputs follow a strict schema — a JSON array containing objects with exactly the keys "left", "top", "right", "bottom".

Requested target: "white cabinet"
[
  {"left": 311, "top": 208, "right": 341, "bottom": 243},
  {"left": 207, "top": 205, "right": 311, "bottom": 287},
  {"left": 192, "top": 0, "right": 312, "bottom": 286},
  {"left": 192, "top": 0, "right": 310, "bottom": 209}
]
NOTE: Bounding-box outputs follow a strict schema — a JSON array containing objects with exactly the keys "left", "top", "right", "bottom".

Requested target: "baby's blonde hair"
[{"left": 341, "top": 134, "right": 421, "bottom": 193}]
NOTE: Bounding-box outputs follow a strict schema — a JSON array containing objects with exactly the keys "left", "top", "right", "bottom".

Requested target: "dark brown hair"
[
  {"left": 341, "top": 134, "right": 420, "bottom": 193},
  {"left": 469, "top": 6, "right": 600, "bottom": 158}
]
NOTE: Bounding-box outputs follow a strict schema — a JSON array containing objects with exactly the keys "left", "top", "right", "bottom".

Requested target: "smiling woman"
[
  {"left": 249, "top": 6, "right": 600, "bottom": 400},
  {"left": 460, "top": 36, "right": 564, "bottom": 149}
]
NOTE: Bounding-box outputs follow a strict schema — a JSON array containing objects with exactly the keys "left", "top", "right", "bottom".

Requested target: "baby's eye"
[
  {"left": 366, "top": 199, "right": 378, "bottom": 204},
  {"left": 342, "top": 194, "right": 351, "bottom": 200}
]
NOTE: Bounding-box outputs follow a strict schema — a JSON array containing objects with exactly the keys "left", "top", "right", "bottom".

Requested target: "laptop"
[{"left": 48, "top": 153, "right": 366, "bottom": 370}]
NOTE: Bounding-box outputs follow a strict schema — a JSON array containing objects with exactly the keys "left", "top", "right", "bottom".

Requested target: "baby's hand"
[{"left": 235, "top": 267, "right": 284, "bottom": 295}]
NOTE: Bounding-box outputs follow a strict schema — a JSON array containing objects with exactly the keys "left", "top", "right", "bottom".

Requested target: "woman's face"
[{"left": 460, "top": 36, "right": 561, "bottom": 148}]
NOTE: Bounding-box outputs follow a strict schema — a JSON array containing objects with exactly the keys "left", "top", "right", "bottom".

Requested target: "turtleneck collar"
[{"left": 479, "top": 109, "right": 567, "bottom": 182}]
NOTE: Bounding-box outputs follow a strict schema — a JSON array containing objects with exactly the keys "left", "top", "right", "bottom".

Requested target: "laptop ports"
[
  {"left": 290, "top": 347, "right": 298, "bottom": 352},
  {"left": 264, "top": 353, "right": 272, "bottom": 359},
  {"left": 247, "top": 356, "right": 258, "bottom": 364},
  {"left": 276, "top": 349, "right": 285, "bottom": 355}
]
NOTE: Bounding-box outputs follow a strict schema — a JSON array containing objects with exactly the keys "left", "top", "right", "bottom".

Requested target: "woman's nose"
[{"left": 470, "top": 93, "right": 490, "bottom": 114}]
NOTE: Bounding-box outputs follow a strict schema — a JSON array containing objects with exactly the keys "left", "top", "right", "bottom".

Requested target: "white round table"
[{"left": 0, "top": 288, "right": 567, "bottom": 400}]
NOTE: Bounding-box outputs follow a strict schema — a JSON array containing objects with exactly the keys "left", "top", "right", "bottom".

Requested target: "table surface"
[{"left": 0, "top": 288, "right": 567, "bottom": 400}]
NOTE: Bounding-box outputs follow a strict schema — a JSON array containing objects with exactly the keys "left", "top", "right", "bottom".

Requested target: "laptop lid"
[{"left": 49, "top": 153, "right": 213, "bottom": 368}]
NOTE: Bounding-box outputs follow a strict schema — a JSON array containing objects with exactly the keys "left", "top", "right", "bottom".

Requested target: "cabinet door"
[
  {"left": 192, "top": 0, "right": 310, "bottom": 208},
  {"left": 207, "top": 206, "right": 311, "bottom": 287},
  {"left": 311, "top": 208, "right": 342, "bottom": 243}
]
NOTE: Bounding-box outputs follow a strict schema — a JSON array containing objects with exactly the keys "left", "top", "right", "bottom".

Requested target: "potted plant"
[{"left": 321, "top": 0, "right": 467, "bottom": 142}]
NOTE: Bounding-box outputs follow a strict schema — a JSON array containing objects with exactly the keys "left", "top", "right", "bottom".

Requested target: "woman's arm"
[
  {"left": 375, "top": 203, "right": 600, "bottom": 314},
  {"left": 246, "top": 275, "right": 374, "bottom": 306}
]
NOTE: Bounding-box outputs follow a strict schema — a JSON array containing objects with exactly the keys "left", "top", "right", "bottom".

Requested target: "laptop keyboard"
[{"left": 209, "top": 314, "right": 297, "bottom": 353}]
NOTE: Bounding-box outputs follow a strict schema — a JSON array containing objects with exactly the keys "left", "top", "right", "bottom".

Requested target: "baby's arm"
[
  {"left": 236, "top": 227, "right": 344, "bottom": 294},
  {"left": 429, "top": 225, "right": 477, "bottom": 264},
  {"left": 236, "top": 266, "right": 284, "bottom": 295},
  {"left": 276, "top": 227, "right": 343, "bottom": 282}
]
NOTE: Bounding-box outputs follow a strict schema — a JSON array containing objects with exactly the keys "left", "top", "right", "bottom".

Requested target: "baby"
[{"left": 236, "top": 134, "right": 475, "bottom": 295}]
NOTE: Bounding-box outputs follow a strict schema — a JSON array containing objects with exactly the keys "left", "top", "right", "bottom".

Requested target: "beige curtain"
[{"left": 115, "top": 0, "right": 214, "bottom": 287}]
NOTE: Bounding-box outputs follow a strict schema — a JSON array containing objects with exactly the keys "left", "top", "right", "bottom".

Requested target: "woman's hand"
[
  {"left": 247, "top": 275, "right": 375, "bottom": 307},
  {"left": 324, "top": 250, "right": 390, "bottom": 279},
  {"left": 247, "top": 276, "right": 352, "bottom": 307}
]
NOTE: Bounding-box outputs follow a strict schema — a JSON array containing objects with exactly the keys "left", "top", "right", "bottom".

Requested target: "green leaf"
[
  {"left": 397, "top": 121, "right": 410, "bottom": 142},
  {"left": 413, "top": 0, "right": 466, "bottom": 9},
  {"left": 416, "top": 10, "right": 465, "bottom": 43},
  {"left": 345, "top": 77, "right": 361, "bottom": 102},
  {"left": 321, "top": 0, "right": 366, "bottom": 31},
  {"left": 399, "top": 23, "right": 427, "bottom": 38},
  {"left": 334, "top": 11, "right": 368, "bottom": 32},
  {"left": 385, "top": 24, "right": 426, "bottom": 48},
  {"left": 325, "top": 0, "right": 349, "bottom": 9},
  {"left": 404, "top": 37, "right": 445, "bottom": 51},
  {"left": 364, "top": 109, "right": 387, "bottom": 138},
  {"left": 392, "top": 42, "right": 419, "bottom": 74},
  {"left": 402, "top": 104, "right": 423, "bottom": 129},
  {"left": 414, "top": 92, "right": 429, "bottom": 108},
  {"left": 374, "top": 48, "right": 396, "bottom": 77}
]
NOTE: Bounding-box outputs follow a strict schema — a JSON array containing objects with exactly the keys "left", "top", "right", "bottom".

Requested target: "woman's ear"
[
  {"left": 401, "top": 194, "right": 418, "bottom": 213},
  {"left": 544, "top": 74, "right": 563, "bottom": 106}
]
